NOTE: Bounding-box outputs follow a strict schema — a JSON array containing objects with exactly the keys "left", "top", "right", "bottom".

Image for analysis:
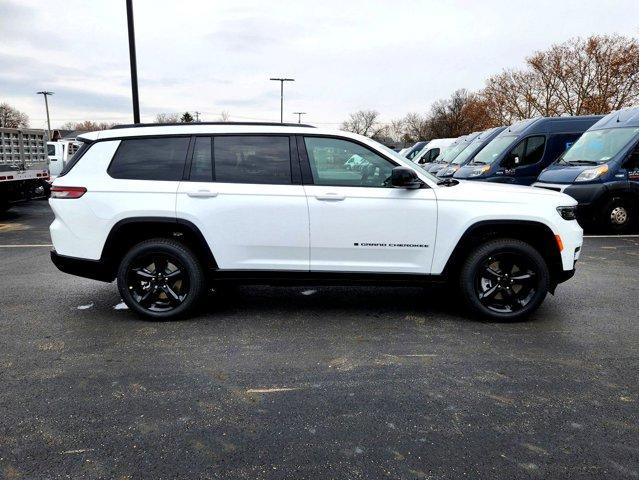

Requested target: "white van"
[
  {"left": 47, "top": 140, "right": 82, "bottom": 178},
  {"left": 412, "top": 138, "right": 456, "bottom": 165}
]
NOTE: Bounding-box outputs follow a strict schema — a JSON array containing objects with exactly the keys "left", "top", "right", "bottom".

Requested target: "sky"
[{"left": 1, "top": 0, "right": 638, "bottom": 130}]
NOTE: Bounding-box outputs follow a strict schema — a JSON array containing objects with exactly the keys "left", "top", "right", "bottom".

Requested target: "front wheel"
[
  {"left": 459, "top": 239, "right": 549, "bottom": 321},
  {"left": 599, "top": 197, "right": 633, "bottom": 234},
  {"left": 117, "top": 238, "right": 206, "bottom": 320}
]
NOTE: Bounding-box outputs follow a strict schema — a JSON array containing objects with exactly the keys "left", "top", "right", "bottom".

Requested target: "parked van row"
[{"left": 401, "top": 107, "right": 639, "bottom": 232}]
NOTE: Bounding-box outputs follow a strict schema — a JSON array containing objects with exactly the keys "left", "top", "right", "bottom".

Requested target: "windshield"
[
  {"left": 434, "top": 141, "right": 468, "bottom": 163},
  {"left": 451, "top": 137, "right": 485, "bottom": 165},
  {"left": 471, "top": 136, "right": 517, "bottom": 165},
  {"left": 558, "top": 127, "right": 639, "bottom": 165},
  {"left": 376, "top": 143, "right": 439, "bottom": 182},
  {"left": 405, "top": 143, "right": 426, "bottom": 160}
]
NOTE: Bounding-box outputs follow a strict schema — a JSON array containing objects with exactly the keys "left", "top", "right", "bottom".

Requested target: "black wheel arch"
[
  {"left": 442, "top": 220, "right": 564, "bottom": 292},
  {"left": 100, "top": 217, "right": 217, "bottom": 280}
]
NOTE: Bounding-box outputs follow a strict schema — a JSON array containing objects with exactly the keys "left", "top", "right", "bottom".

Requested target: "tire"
[
  {"left": 117, "top": 238, "right": 206, "bottom": 320},
  {"left": 599, "top": 197, "right": 633, "bottom": 234},
  {"left": 459, "top": 238, "right": 550, "bottom": 321}
]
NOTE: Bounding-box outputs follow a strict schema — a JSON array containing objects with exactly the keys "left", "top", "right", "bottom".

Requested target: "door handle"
[
  {"left": 315, "top": 193, "right": 345, "bottom": 201},
  {"left": 187, "top": 190, "right": 218, "bottom": 198}
]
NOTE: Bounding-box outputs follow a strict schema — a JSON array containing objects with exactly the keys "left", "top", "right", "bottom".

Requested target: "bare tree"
[
  {"left": 60, "top": 120, "right": 116, "bottom": 131},
  {"left": 0, "top": 103, "right": 29, "bottom": 128},
  {"left": 219, "top": 111, "right": 231, "bottom": 122},
  {"left": 481, "top": 34, "right": 639, "bottom": 122},
  {"left": 341, "top": 110, "right": 387, "bottom": 139},
  {"left": 154, "top": 113, "right": 180, "bottom": 123}
]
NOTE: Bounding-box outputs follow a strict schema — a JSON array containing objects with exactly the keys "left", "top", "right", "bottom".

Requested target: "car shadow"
[{"left": 197, "top": 284, "right": 468, "bottom": 322}]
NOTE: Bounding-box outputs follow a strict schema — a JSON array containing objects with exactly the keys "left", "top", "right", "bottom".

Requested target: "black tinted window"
[
  {"left": 190, "top": 137, "right": 213, "bottom": 182},
  {"left": 523, "top": 136, "right": 545, "bottom": 165},
  {"left": 214, "top": 136, "right": 291, "bottom": 184},
  {"left": 109, "top": 137, "right": 189, "bottom": 181}
]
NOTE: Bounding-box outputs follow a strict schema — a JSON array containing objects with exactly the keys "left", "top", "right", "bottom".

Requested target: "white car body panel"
[
  {"left": 176, "top": 181, "right": 309, "bottom": 270},
  {"left": 50, "top": 140, "right": 179, "bottom": 259},
  {"left": 304, "top": 184, "right": 437, "bottom": 273}
]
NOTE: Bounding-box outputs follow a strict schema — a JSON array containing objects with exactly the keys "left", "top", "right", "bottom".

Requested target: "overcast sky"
[{"left": 1, "top": 0, "right": 638, "bottom": 129}]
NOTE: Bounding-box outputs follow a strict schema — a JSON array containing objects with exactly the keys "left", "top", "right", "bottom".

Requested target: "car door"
[
  {"left": 299, "top": 135, "right": 437, "bottom": 274},
  {"left": 176, "top": 135, "right": 309, "bottom": 271},
  {"left": 622, "top": 142, "right": 639, "bottom": 197},
  {"left": 497, "top": 136, "right": 546, "bottom": 185}
]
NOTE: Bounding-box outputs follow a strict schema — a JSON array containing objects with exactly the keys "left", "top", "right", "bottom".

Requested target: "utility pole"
[
  {"left": 126, "top": 0, "right": 140, "bottom": 123},
  {"left": 269, "top": 78, "right": 294, "bottom": 123},
  {"left": 194, "top": 111, "right": 201, "bottom": 122},
  {"left": 36, "top": 91, "right": 54, "bottom": 140},
  {"left": 293, "top": 112, "right": 306, "bottom": 124}
]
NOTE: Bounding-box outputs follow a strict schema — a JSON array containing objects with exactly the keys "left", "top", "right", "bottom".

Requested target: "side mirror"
[{"left": 391, "top": 167, "right": 423, "bottom": 189}]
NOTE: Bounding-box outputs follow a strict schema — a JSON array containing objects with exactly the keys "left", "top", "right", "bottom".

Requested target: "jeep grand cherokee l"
[{"left": 49, "top": 122, "right": 582, "bottom": 321}]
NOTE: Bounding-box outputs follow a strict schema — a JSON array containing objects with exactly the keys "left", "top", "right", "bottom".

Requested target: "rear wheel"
[
  {"left": 459, "top": 239, "right": 549, "bottom": 321},
  {"left": 117, "top": 238, "right": 206, "bottom": 320}
]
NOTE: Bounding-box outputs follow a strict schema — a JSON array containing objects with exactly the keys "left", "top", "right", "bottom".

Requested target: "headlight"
[
  {"left": 557, "top": 205, "right": 577, "bottom": 220},
  {"left": 575, "top": 164, "right": 608, "bottom": 182},
  {"left": 469, "top": 165, "right": 490, "bottom": 177}
]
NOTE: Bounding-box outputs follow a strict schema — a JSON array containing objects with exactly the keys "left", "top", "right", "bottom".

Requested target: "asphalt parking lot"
[{"left": 1, "top": 201, "right": 638, "bottom": 479}]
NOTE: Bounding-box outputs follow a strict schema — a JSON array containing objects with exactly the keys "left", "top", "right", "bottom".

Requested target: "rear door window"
[
  {"left": 108, "top": 137, "right": 190, "bottom": 181},
  {"left": 213, "top": 136, "right": 291, "bottom": 184}
]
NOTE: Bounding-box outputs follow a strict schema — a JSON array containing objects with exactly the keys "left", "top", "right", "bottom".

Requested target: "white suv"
[{"left": 49, "top": 123, "right": 582, "bottom": 321}]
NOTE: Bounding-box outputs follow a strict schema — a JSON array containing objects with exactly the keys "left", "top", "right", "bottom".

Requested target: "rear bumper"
[{"left": 50, "top": 250, "right": 114, "bottom": 282}]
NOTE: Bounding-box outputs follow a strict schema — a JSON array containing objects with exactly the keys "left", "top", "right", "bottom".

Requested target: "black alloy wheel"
[
  {"left": 126, "top": 252, "right": 189, "bottom": 312},
  {"left": 459, "top": 239, "right": 550, "bottom": 321},
  {"left": 117, "top": 238, "right": 206, "bottom": 320},
  {"left": 474, "top": 252, "right": 540, "bottom": 314}
]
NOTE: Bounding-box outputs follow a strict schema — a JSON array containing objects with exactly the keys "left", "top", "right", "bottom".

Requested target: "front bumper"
[
  {"left": 50, "top": 250, "right": 114, "bottom": 282},
  {"left": 533, "top": 182, "right": 605, "bottom": 224}
]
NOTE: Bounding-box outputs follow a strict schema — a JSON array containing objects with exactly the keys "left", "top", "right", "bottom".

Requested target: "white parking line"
[
  {"left": 584, "top": 235, "right": 639, "bottom": 238},
  {"left": 0, "top": 244, "right": 53, "bottom": 248}
]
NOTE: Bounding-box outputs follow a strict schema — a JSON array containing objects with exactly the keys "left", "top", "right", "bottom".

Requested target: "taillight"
[{"left": 50, "top": 186, "right": 87, "bottom": 199}]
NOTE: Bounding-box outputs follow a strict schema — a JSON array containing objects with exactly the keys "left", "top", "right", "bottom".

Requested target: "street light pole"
[
  {"left": 269, "top": 78, "right": 294, "bottom": 123},
  {"left": 293, "top": 112, "right": 307, "bottom": 124},
  {"left": 126, "top": 0, "right": 140, "bottom": 123},
  {"left": 36, "top": 91, "right": 54, "bottom": 140}
]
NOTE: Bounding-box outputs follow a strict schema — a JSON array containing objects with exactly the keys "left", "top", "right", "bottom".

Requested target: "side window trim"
[
  {"left": 297, "top": 134, "right": 400, "bottom": 187},
  {"left": 184, "top": 135, "right": 214, "bottom": 182}
]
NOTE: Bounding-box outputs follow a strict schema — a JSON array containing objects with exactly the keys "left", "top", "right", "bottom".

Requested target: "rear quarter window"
[{"left": 108, "top": 137, "right": 190, "bottom": 181}]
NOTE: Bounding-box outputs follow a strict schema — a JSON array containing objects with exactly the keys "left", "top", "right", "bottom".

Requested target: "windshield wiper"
[
  {"left": 437, "top": 178, "right": 459, "bottom": 187},
  {"left": 567, "top": 160, "right": 599, "bottom": 165}
]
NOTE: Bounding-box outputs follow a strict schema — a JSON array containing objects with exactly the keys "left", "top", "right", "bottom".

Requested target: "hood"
[
  {"left": 536, "top": 163, "right": 597, "bottom": 183},
  {"left": 436, "top": 165, "right": 458, "bottom": 178},
  {"left": 428, "top": 163, "right": 448, "bottom": 174},
  {"left": 452, "top": 164, "right": 492, "bottom": 179},
  {"left": 437, "top": 179, "right": 576, "bottom": 205}
]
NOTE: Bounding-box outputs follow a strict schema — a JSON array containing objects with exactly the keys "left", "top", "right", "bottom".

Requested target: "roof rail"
[{"left": 110, "top": 121, "right": 316, "bottom": 129}]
